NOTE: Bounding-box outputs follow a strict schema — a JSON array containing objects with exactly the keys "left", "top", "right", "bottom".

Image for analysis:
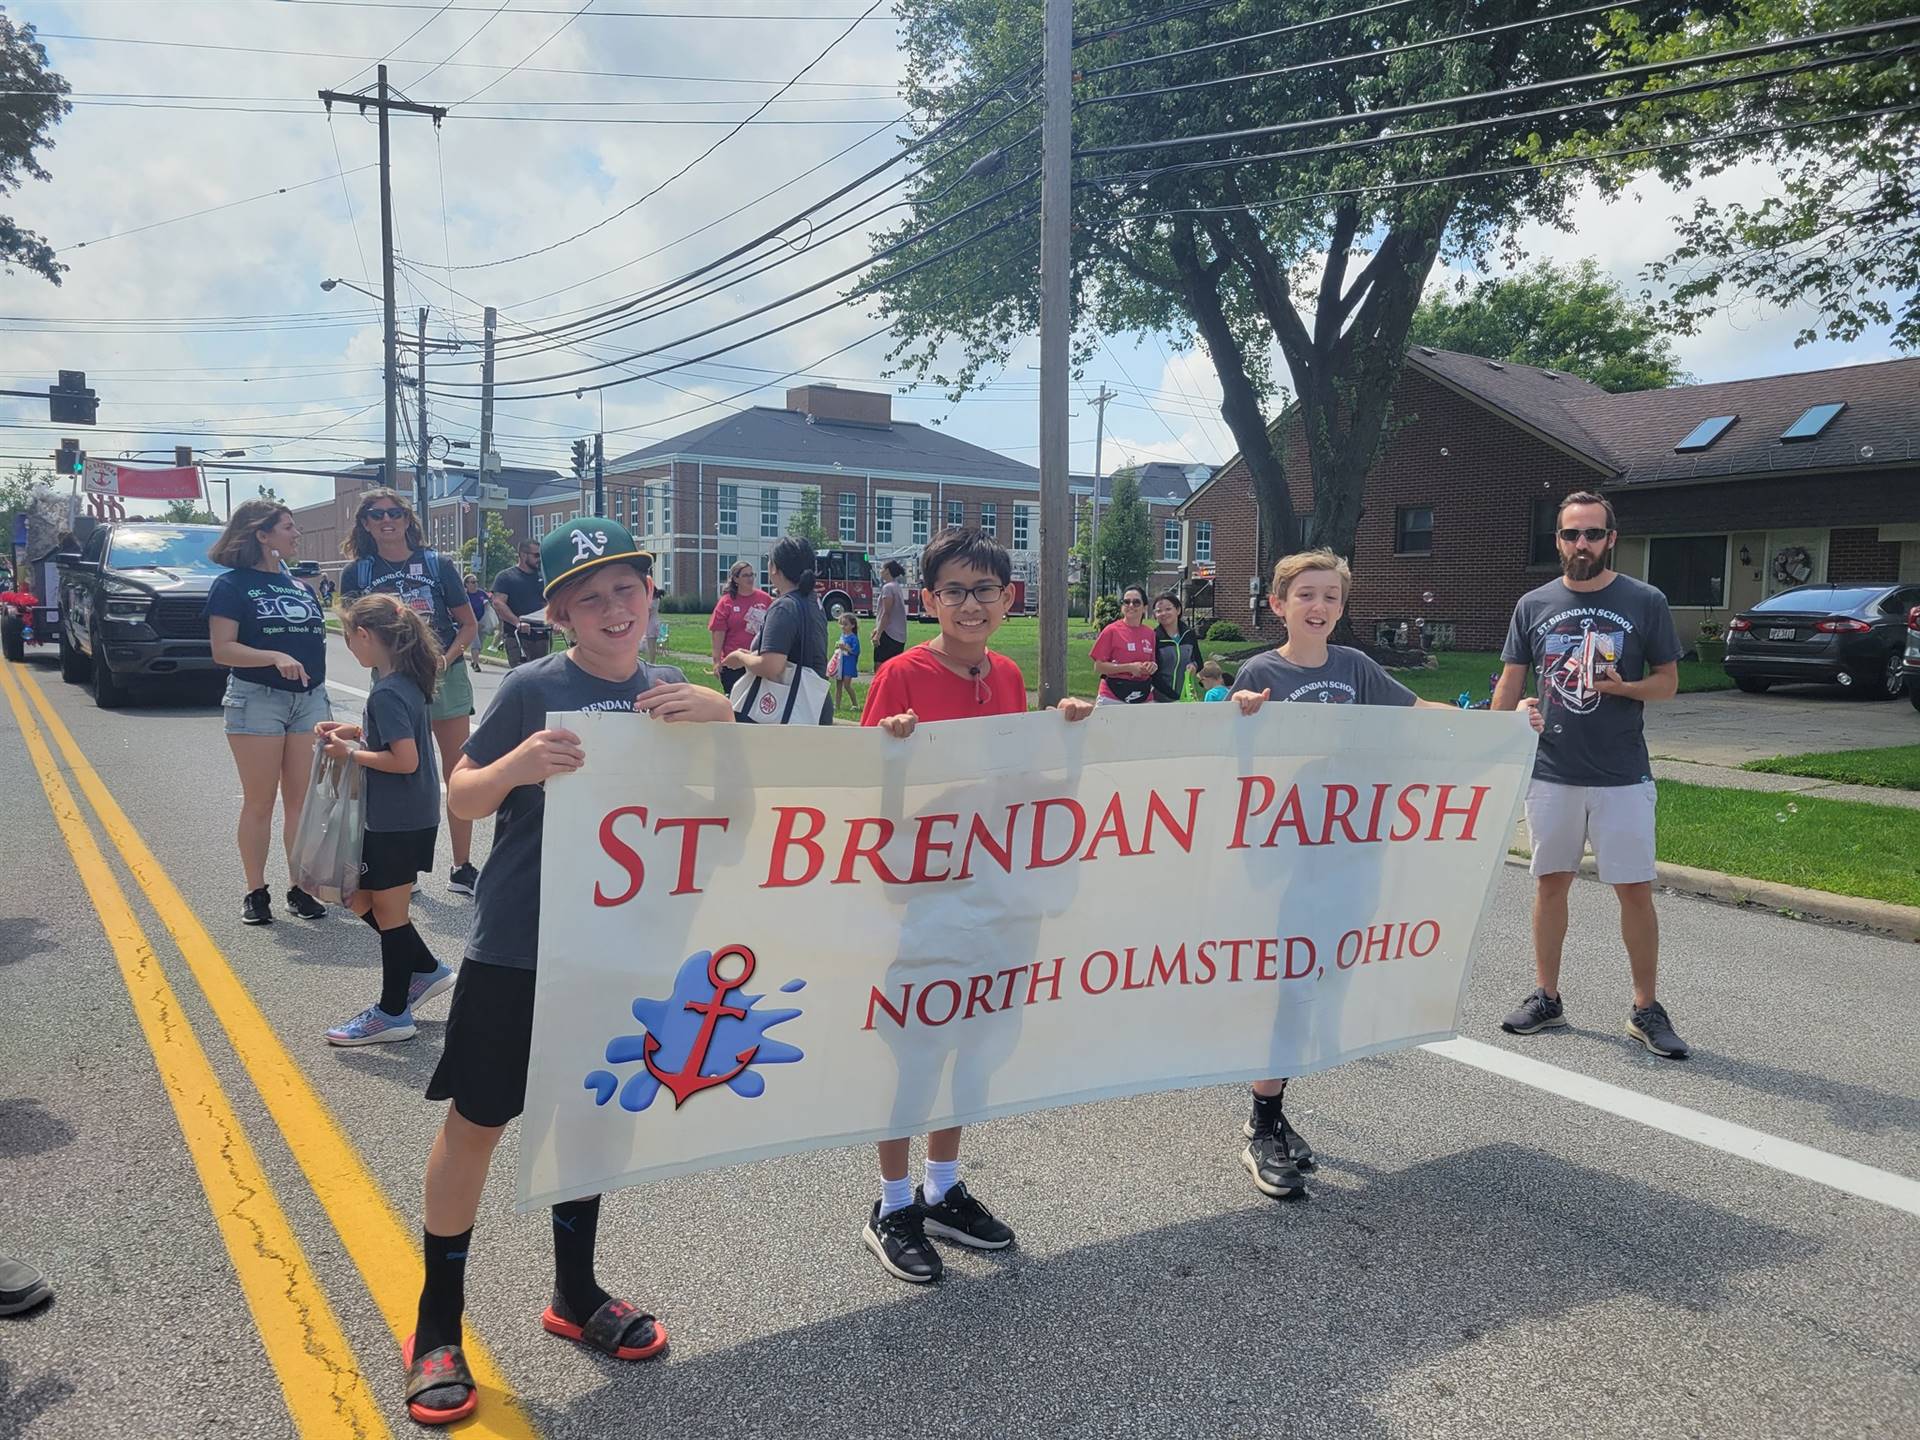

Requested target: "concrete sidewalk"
[{"left": 1651, "top": 757, "right": 1920, "bottom": 811}]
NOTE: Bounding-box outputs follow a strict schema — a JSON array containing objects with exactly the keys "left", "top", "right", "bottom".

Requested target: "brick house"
[
  {"left": 603, "top": 384, "right": 1193, "bottom": 606},
  {"left": 288, "top": 461, "right": 567, "bottom": 579},
  {"left": 1178, "top": 349, "right": 1920, "bottom": 651}
]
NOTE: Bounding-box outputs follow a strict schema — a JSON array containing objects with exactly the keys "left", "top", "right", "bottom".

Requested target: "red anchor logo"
[{"left": 641, "top": 945, "right": 763, "bottom": 1107}]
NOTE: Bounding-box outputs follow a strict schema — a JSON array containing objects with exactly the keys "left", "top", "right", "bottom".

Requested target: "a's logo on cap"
[{"left": 571, "top": 527, "right": 609, "bottom": 562}]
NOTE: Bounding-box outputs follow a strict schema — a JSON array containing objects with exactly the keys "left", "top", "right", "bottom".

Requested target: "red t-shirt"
[
  {"left": 860, "top": 643, "right": 1028, "bottom": 724},
  {"left": 708, "top": 588, "right": 772, "bottom": 656},
  {"left": 1090, "top": 620, "right": 1157, "bottom": 702}
]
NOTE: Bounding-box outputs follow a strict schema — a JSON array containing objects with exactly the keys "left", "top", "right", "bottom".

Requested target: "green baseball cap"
[{"left": 540, "top": 516, "right": 653, "bottom": 599}]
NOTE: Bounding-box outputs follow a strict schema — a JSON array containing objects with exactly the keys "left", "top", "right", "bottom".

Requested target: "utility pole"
[
  {"left": 1036, "top": 0, "right": 1072, "bottom": 707},
  {"left": 317, "top": 65, "right": 446, "bottom": 508},
  {"left": 1088, "top": 382, "right": 1113, "bottom": 617},
  {"left": 416, "top": 306, "right": 431, "bottom": 531},
  {"left": 477, "top": 306, "right": 497, "bottom": 547},
  {"left": 593, "top": 432, "right": 604, "bottom": 519}
]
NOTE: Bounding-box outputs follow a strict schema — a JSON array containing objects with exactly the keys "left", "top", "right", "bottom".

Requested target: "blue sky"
[{"left": 4, "top": 0, "right": 1905, "bottom": 514}]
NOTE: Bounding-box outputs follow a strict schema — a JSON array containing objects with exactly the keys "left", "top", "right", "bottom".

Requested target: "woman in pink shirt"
[
  {"left": 710, "top": 560, "right": 772, "bottom": 695},
  {"left": 1089, "top": 584, "right": 1159, "bottom": 704}
]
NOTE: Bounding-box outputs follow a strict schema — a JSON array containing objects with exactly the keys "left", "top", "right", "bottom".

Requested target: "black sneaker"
[
  {"left": 1501, "top": 986, "right": 1567, "bottom": 1034},
  {"left": 863, "top": 1201, "right": 942, "bottom": 1283},
  {"left": 448, "top": 863, "right": 479, "bottom": 897},
  {"left": 1240, "top": 1108, "right": 1316, "bottom": 1171},
  {"left": 1628, "top": 1000, "right": 1690, "bottom": 1059},
  {"left": 1240, "top": 1128, "right": 1306, "bottom": 1198},
  {"left": 284, "top": 885, "right": 327, "bottom": 920},
  {"left": 921, "top": 1181, "right": 1014, "bottom": 1250},
  {"left": 242, "top": 887, "right": 272, "bottom": 925}
]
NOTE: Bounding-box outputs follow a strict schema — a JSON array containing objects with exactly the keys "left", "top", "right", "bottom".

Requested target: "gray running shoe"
[
  {"left": 1628, "top": 1000, "right": 1689, "bottom": 1059},
  {"left": 1501, "top": 986, "right": 1567, "bottom": 1035},
  {"left": 1239, "top": 1129, "right": 1306, "bottom": 1199}
]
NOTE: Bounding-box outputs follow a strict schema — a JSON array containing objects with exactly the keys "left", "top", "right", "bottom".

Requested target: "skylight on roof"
[
  {"left": 1674, "top": 414, "right": 1737, "bottom": 453},
  {"left": 1781, "top": 402, "right": 1845, "bottom": 441}
]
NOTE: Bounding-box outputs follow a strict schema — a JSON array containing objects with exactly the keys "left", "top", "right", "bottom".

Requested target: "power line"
[
  {"left": 54, "top": 166, "right": 378, "bottom": 252},
  {"left": 254, "top": 0, "right": 899, "bottom": 17},
  {"left": 335, "top": 0, "right": 456, "bottom": 89},
  {"left": 54, "top": 99, "right": 909, "bottom": 124},
  {"left": 453, "top": 0, "right": 601, "bottom": 108},
  {"left": 327, "top": 112, "right": 374, "bottom": 284},
  {"left": 1081, "top": 0, "right": 1420, "bottom": 77},
  {"left": 408, "top": 0, "right": 510, "bottom": 91}
]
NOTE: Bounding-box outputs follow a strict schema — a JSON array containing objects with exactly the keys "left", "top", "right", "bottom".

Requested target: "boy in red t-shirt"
[{"left": 858, "top": 527, "right": 1092, "bottom": 1282}]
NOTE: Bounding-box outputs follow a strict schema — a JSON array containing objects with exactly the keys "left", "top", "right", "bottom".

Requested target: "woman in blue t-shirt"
[{"left": 206, "top": 499, "right": 333, "bottom": 926}]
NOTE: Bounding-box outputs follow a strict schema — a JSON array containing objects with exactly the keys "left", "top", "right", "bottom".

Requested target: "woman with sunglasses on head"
[
  {"left": 206, "top": 500, "right": 333, "bottom": 925},
  {"left": 339, "top": 488, "right": 483, "bottom": 896},
  {"left": 1089, "top": 584, "right": 1159, "bottom": 705}
]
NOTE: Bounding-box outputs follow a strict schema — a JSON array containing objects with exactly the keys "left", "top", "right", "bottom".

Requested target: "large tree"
[
  {"left": 1093, "top": 469, "right": 1155, "bottom": 592},
  {"left": 1409, "top": 257, "right": 1686, "bottom": 391},
  {"left": 874, "top": 0, "right": 1738, "bottom": 569},
  {"left": 1578, "top": 0, "right": 1919, "bottom": 351},
  {"left": 1, "top": 13, "right": 72, "bottom": 286}
]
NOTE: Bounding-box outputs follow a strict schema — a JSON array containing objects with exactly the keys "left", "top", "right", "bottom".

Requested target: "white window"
[
  {"left": 838, "top": 492, "right": 856, "bottom": 541},
  {"left": 945, "top": 499, "right": 964, "bottom": 530},
  {"left": 760, "top": 487, "right": 779, "bottom": 539},
  {"left": 719, "top": 483, "right": 738, "bottom": 537},
  {"left": 532, "top": 514, "right": 547, "bottom": 538},
  {"left": 645, "top": 487, "right": 656, "bottom": 535},
  {"left": 660, "top": 554, "right": 673, "bottom": 591},
  {"left": 980, "top": 502, "right": 997, "bottom": 538},
  {"left": 1014, "top": 504, "right": 1031, "bottom": 551},
  {"left": 875, "top": 495, "right": 894, "bottom": 545},
  {"left": 1162, "top": 519, "right": 1181, "bottom": 562},
  {"left": 913, "top": 497, "right": 931, "bottom": 547},
  {"left": 759, "top": 556, "right": 771, "bottom": 589},
  {"left": 1194, "top": 521, "right": 1213, "bottom": 563},
  {"left": 660, "top": 483, "right": 672, "bottom": 534},
  {"left": 718, "top": 552, "right": 736, "bottom": 588}
]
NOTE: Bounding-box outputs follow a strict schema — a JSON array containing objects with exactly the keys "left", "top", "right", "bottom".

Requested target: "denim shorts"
[{"left": 222, "top": 675, "right": 333, "bottom": 736}]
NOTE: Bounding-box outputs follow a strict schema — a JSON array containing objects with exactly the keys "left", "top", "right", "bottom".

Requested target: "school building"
[{"left": 1177, "top": 349, "right": 1920, "bottom": 650}]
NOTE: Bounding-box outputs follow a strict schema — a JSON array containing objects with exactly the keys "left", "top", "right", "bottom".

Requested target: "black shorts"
[
  {"left": 874, "top": 632, "right": 906, "bottom": 668},
  {"left": 426, "top": 960, "right": 535, "bottom": 1127},
  {"left": 359, "top": 825, "right": 438, "bottom": 892}
]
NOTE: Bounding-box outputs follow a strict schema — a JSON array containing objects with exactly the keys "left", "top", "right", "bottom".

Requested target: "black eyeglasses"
[
  {"left": 362, "top": 506, "right": 408, "bottom": 521},
  {"left": 1558, "top": 527, "right": 1611, "bottom": 543},
  {"left": 931, "top": 582, "right": 1006, "bottom": 608}
]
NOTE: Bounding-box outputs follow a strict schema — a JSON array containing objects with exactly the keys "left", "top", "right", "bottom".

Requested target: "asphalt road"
[{"left": 1, "top": 638, "right": 1916, "bottom": 1440}]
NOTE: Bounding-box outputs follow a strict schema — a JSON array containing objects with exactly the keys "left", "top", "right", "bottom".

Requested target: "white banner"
[{"left": 519, "top": 704, "right": 1536, "bottom": 1208}]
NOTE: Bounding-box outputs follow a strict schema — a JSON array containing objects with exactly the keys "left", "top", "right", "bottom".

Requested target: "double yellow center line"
[{"left": 1, "top": 663, "right": 538, "bottom": 1439}]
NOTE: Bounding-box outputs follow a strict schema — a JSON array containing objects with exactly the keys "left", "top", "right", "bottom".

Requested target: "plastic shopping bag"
[{"left": 289, "top": 744, "right": 365, "bottom": 904}]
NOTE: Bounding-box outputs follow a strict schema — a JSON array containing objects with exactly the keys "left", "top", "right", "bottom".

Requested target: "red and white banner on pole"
[
  {"left": 81, "top": 459, "right": 203, "bottom": 500},
  {"left": 519, "top": 703, "right": 1536, "bottom": 1208}
]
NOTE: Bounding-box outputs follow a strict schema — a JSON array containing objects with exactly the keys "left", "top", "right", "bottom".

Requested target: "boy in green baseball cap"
[{"left": 401, "top": 517, "right": 734, "bottom": 1426}]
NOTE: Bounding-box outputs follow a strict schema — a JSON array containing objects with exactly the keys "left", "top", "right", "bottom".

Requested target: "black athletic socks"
[
  {"left": 415, "top": 1226, "right": 472, "bottom": 1354},
  {"left": 550, "top": 1196, "right": 612, "bottom": 1322}
]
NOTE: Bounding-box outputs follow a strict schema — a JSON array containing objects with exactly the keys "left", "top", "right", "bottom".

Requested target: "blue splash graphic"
[{"left": 583, "top": 948, "right": 805, "bottom": 1112}]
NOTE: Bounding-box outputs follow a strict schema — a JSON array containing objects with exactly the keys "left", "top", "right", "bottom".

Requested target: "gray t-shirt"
[
  {"left": 461, "top": 652, "right": 687, "bottom": 970},
  {"left": 1235, "top": 645, "right": 1418, "bottom": 707},
  {"left": 757, "top": 589, "right": 833, "bottom": 724},
  {"left": 1502, "top": 574, "right": 1681, "bottom": 787},
  {"left": 878, "top": 580, "right": 909, "bottom": 642},
  {"left": 361, "top": 673, "right": 439, "bottom": 832}
]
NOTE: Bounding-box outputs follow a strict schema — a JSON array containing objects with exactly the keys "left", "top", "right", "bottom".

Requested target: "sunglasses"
[
  {"left": 1558, "top": 527, "right": 1611, "bottom": 543},
  {"left": 1122, "top": 597, "right": 1146, "bottom": 606},
  {"left": 362, "top": 506, "right": 409, "bottom": 521}
]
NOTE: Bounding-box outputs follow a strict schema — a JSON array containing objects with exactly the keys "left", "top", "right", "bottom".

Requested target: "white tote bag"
[{"left": 729, "top": 661, "right": 832, "bottom": 725}]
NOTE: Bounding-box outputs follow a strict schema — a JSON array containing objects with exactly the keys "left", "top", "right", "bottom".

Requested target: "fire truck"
[{"left": 812, "top": 546, "right": 1030, "bottom": 621}]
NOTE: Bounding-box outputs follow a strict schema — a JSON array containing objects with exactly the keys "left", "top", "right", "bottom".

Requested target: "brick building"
[
  {"left": 287, "top": 461, "right": 568, "bottom": 579},
  {"left": 1179, "top": 349, "right": 1920, "bottom": 650},
  {"left": 603, "top": 384, "right": 1195, "bottom": 607}
]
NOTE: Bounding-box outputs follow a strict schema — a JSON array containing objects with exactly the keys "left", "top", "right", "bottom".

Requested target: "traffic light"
[
  {"left": 48, "top": 370, "right": 97, "bottom": 426},
  {"left": 56, "top": 439, "right": 84, "bottom": 477},
  {"left": 571, "top": 438, "right": 590, "bottom": 482}
]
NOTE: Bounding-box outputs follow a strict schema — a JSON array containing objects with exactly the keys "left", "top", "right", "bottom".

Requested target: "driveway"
[{"left": 1646, "top": 687, "right": 1916, "bottom": 767}]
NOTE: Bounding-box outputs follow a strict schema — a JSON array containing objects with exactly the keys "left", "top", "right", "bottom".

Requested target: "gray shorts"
[
  {"left": 1525, "top": 778, "right": 1657, "bottom": 885},
  {"left": 222, "top": 675, "right": 332, "bottom": 737}
]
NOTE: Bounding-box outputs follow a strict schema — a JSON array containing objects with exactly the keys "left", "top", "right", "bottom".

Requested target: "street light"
[{"left": 320, "top": 276, "right": 381, "bottom": 303}]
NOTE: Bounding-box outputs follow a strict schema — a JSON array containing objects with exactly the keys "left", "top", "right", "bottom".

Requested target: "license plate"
[{"left": 1768, "top": 627, "right": 1797, "bottom": 640}]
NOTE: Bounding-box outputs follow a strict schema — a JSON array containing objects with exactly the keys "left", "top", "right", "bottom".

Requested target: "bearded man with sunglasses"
[{"left": 1492, "top": 491, "right": 1690, "bottom": 1060}]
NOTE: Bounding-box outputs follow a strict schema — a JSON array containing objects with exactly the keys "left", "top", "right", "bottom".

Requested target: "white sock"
[
  {"left": 879, "top": 1176, "right": 915, "bottom": 1217},
  {"left": 922, "top": 1159, "right": 959, "bottom": 1206}
]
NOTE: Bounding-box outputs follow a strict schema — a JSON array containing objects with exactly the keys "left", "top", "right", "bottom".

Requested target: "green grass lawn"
[
  {"left": 1649, "top": 782, "right": 1920, "bottom": 907},
  {"left": 1743, "top": 744, "right": 1920, "bottom": 792}
]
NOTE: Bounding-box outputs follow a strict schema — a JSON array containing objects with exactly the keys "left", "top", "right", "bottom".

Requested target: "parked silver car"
[{"left": 1904, "top": 602, "right": 1920, "bottom": 713}]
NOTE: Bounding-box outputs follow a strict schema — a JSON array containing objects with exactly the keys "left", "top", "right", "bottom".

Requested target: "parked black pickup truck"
[{"left": 56, "top": 519, "right": 225, "bottom": 707}]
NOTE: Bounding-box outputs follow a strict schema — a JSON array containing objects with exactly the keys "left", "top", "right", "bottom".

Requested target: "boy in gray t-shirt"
[{"left": 1492, "top": 491, "right": 1689, "bottom": 1062}]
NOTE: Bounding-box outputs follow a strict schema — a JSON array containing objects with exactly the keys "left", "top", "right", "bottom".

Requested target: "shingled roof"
[{"left": 1406, "top": 348, "right": 1920, "bottom": 486}]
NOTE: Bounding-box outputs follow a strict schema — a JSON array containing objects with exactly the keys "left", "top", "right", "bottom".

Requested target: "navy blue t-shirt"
[
  {"left": 341, "top": 548, "right": 469, "bottom": 648},
  {"left": 204, "top": 568, "right": 328, "bottom": 693}
]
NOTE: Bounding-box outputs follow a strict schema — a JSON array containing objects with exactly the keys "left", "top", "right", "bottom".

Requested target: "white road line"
[
  {"left": 326, "top": 679, "right": 368, "bottom": 701},
  {"left": 1425, "top": 1035, "right": 1920, "bottom": 1219}
]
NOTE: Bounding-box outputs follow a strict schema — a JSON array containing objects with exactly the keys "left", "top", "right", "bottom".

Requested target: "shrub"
[
  {"left": 1093, "top": 594, "right": 1122, "bottom": 626},
  {"left": 1206, "top": 620, "right": 1244, "bottom": 642},
  {"left": 661, "top": 591, "right": 714, "bottom": 614}
]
